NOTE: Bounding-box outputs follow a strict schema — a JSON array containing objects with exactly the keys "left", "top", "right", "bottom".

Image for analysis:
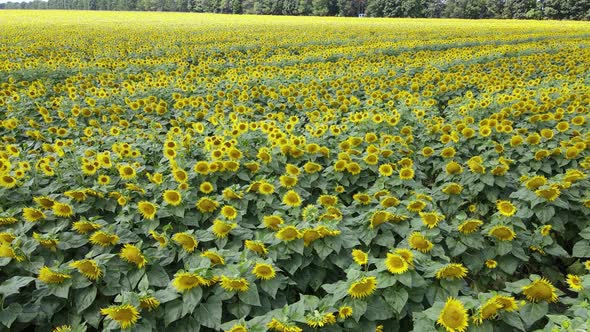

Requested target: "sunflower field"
[{"left": 0, "top": 10, "right": 590, "bottom": 332}]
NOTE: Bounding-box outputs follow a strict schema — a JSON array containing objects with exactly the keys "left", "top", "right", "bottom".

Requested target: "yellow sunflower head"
[
  {"left": 437, "top": 297, "right": 469, "bottom": 332},
  {"left": 522, "top": 277, "right": 559, "bottom": 303},
  {"left": 347, "top": 276, "right": 377, "bottom": 299}
]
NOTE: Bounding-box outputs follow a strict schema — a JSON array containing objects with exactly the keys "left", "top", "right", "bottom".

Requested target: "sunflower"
[
  {"left": 223, "top": 187, "right": 243, "bottom": 200},
  {"left": 352, "top": 249, "right": 369, "bottom": 265},
  {"left": 318, "top": 195, "right": 338, "bottom": 207},
  {"left": 406, "top": 200, "right": 427, "bottom": 212},
  {"left": 348, "top": 276, "right": 377, "bottom": 299},
  {"left": 378, "top": 164, "right": 394, "bottom": 176},
  {"left": 385, "top": 253, "right": 409, "bottom": 274},
  {"left": 267, "top": 318, "right": 301, "bottom": 332},
  {"left": 137, "top": 201, "right": 157, "bottom": 220},
  {"left": 194, "top": 161, "right": 210, "bottom": 175},
  {"left": 353, "top": 193, "right": 372, "bottom": 205},
  {"left": 263, "top": 215, "right": 284, "bottom": 230},
  {"left": 252, "top": 262, "right": 276, "bottom": 280},
  {"left": 139, "top": 296, "right": 160, "bottom": 311},
  {"left": 493, "top": 295, "right": 518, "bottom": 311},
  {"left": 221, "top": 205, "right": 238, "bottom": 220},
  {"left": 369, "top": 210, "right": 391, "bottom": 228},
  {"left": 338, "top": 306, "right": 353, "bottom": 319},
  {"left": 172, "top": 272, "right": 206, "bottom": 292},
  {"left": 399, "top": 167, "right": 415, "bottom": 180},
  {"left": 346, "top": 162, "right": 362, "bottom": 175},
  {"left": 381, "top": 196, "right": 400, "bottom": 208},
  {"left": 33, "top": 196, "right": 55, "bottom": 209},
  {"left": 245, "top": 240, "right": 268, "bottom": 256},
  {"left": 306, "top": 312, "right": 336, "bottom": 328},
  {"left": 437, "top": 297, "right": 469, "bottom": 332},
  {"left": 97, "top": 175, "right": 111, "bottom": 185},
  {"left": 259, "top": 182, "right": 275, "bottom": 195},
  {"left": 220, "top": 275, "right": 249, "bottom": 292},
  {"left": 22, "top": 207, "right": 46, "bottom": 222},
  {"left": 162, "top": 190, "right": 182, "bottom": 206},
  {"left": 489, "top": 225, "right": 516, "bottom": 241},
  {"left": 445, "top": 161, "right": 463, "bottom": 175},
  {"left": 33, "top": 232, "right": 58, "bottom": 251},
  {"left": 408, "top": 232, "right": 433, "bottom": 253},
  {"left": 65, "top": 190, "right": 87, "bottom": 202},
  {"left": 172, "top": 232, "right": 198, "bottom": 252},
  {"left": 72, "top": 221, "right": 99, "bottom": 234},
  {"left": 473, "top": 298, "right": 502, "bottom": 325},
  {"left": 118, "top": 165, "right": 136, "bottom": 180},
  {"left": 101, "top": 304, "right": 140, "bottom": 329},
  {"left": 304, "top": 162, "right": 322, "bottom": 174},
  {"left": 525, "top": 176, "right": 547, "bottom": 190},
  {"left": 566, "top": 274, "right": 583, "bottom": 291},
  {"left": 0, "top": 244, "right": 22, "bottom": 261},
  {"left": 212, "top": 219, "right": 236, "bottom": 238},
  {"left": 394, "top": 248, "right": 414, "bottom": 266},
  {"left": 435, "top": 263, "right": 468, "bottom": 279},
  {"left": 52, "top": 202, "right": 74, "bottom": 218},
  {"left": 282, "top": 190, "right": 302, "bottom": 207},
  {"left": 197, "top": 250, "right": 223, "bottom": 266},
  {"left": 276, "top": 226, "right": 302, "bottom": 241},
  {"left": 69, "top": 259, "right": 102, "bottom": 280},
  {"left": 89, "top": 231, "right": 119, "bottom": 246},
  {"left": 442, "top": 183, "right": 463, "bottom": 195},
  {"left": 38, "top": 266, "right": 71, "bottom": 284},
  {"left": 279, "top": 175, "right": 298, "bottom": 188},
  {"left": 0, "top": 175, "right": 17, "bottom": 188},
  {"left": 225, "top": 324, "right": 248, "bottom": 332},
  {"left": 458, "top": 219, "right": 483, "bottom": 234},
  {"left": 420, "top": 212, "right": 444, "bottom": 229},
  {"left": 52, "top": 325, "right": 72, "bottom": 332},
  {"left": 196, "top": 197, "right": 219, "bottom": 213},
  {"left": 119, "top": 244, "right": 147, "bottom": 268},
  {"left": 173, "top": 168, "right": 188, "bottom": 183},
  {"left": 441, "top": 147, "right": 456, "bottom": 158},
  {"left": 198, "top": 181, "right": 214, "bottom": 194},
  {"left": 496, "top": 200, "right": 516, "bottom": 217},
  {"left": 485, "top": 260, "right": 497, "bottom": 269},
  {"left": 302, "top": 228, "right": 321, "bottom": 246},
  {"left": 540, "top": 225, "right": 552, "bottom": 236},
  {"left": 522, "top": 277, "right": 559, "bottom": 303},
  {"left": 0, "top": 217, "right": 17, "bottom": 226},
  {"left": 535, "top": 187, "right": 560, "bottom": 202},
  {"left": 0, "top": 232, "right": 15, "bottom": 245}
]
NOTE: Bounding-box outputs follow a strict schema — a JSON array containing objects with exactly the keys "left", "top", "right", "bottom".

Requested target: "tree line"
[{"left": 1, "top": 0, "right": 589, "bottom": 20}]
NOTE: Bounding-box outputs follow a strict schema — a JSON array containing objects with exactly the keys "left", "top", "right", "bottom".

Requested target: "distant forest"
[{"left": 1, "top": 0, "right": 589, "bottom": 20}]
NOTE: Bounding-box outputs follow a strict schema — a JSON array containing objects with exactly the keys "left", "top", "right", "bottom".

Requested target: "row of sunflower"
[{"left": 1, "top": 10, "right": 590, "bottom": 332}]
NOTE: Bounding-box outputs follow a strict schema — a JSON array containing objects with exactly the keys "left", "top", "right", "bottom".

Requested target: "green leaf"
[
  {"left": 195, "top": 296, "right": 222, "bottom": 329},
  {"left": 364, "top": 296, "right": 393, "bottom": 320},
  {"left": 182, "top": 287, "right": 203, "bottom": 316},
  {"left": 165, "top": 300, "right": 184, "bottom": 326},
  {"left": 155, "top": 288, "right": 180, "bottom": 303},
  {"left": 535, "top": 206, "right": 555, "bottom": 223},
  {"left": 261, "top": 277, "right": 282, "bottom": 298},
  {"left": 51, "top": 282, "right": 71, "bottom": 299},
  {"left": 501, "top": 312, "right": 525, "bottom": 331},
  {"left": 520, "top": 302, "right": 548, "bottom": 328},
  {"left": 75, "top": 285, "right": 97, "bottom": 314},
  {"left": 573, "top": 240, "right": 590, "bottom": 257},
  {"left": 383, "top": 287, "right": 408, "bottom": 314},
  {"left": 0, "top": 276, "right": 35, "bottom": 297},
  {"left": 0, "top": 303, "right": 21, "bottom": 328},
  {"left": 239, "top": 283, "right": 261, "bottom": 306}
]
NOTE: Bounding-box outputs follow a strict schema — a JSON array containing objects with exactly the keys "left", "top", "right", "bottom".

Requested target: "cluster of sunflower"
[{"left": 1, "top": 10, "right": 590, "bottom": 332}]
